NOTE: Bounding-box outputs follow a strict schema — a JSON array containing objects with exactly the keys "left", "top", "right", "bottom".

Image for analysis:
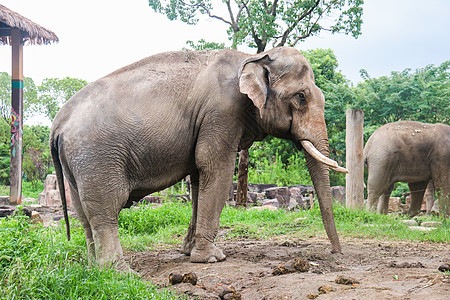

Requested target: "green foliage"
[
  {"left": 22, "top": 125, "right": 53, "bottom": 188},
  {"left": 0, "top": 72, "right": 38, "bottom": 123},
  {"left": 185, "top": 39, "right": 227, "bottom": 50},
  {"left": 149, "top": 0, "right": 364, "bottom": 52},
  {"left": 356, "top": 62, "right": 450, "bottom": 125},
  {"left": 36, "top": 77, "right": 88, "bottom": 121},
  {"left": 0, "top": 212, "right": 175, "bottom": 299}
]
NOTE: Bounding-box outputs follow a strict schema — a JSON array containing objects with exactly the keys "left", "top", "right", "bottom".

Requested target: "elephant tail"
[{"left": 50, "top": 134, "right": 71, "bottom": 241}]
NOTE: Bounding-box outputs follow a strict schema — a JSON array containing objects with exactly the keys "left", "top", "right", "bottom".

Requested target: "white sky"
[{"left": 1, "top": 0, "right": 449, "bottom": 85}]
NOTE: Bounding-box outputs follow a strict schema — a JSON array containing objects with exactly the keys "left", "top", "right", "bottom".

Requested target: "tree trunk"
[
  {"left": 345, "top": 109, "right": 364, "bottom": 209},
  {"left": 235, "top": 149, "right": 249, "bottom": 207}
]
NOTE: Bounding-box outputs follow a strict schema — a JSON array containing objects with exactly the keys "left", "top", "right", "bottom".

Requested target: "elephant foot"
[
  {"left": 113, "top": 258, "right": 139, "bottom": 276},
  {"left": 190, "top": 241, "right": 226, "bottom": 263},
  {"left": 181, "top": 239, "right": 195, "bottom": 256}
]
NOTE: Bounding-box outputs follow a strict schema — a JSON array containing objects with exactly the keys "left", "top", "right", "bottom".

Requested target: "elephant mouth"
[{"left": 300, "top": 140, "right": 348, "bottom": 173}]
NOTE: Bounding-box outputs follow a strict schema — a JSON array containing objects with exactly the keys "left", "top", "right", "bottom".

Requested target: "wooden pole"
[
  {"left": 9, "top": 29, "right": 24, "bottom": 205},
  {"left": 235, "top": 149, "right": 249, "bottom": 207},
  {"left": 345, "top": 109, "right": 364, "bottom": 209}
]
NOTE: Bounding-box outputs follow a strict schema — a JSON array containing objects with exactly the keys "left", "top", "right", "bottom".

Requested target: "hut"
[{"left": 0, "top": 4, "right": 58, "bottom": 204}]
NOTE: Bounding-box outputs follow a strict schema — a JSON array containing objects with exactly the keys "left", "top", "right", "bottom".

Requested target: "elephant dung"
[
  {"left": 272, "top": 257, "right": 310, "bottom": 275},
  {"left": 169, "top": 272, "right": 198, "bottom": 286},
  {"left": 335, "top": 275, "right": 360, "bottom": 285}
]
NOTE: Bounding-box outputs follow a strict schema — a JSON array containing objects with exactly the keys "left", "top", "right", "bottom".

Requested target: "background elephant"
[
  {"left": 364, "top": 121, "right": 450, "bottom": 217},
  {"left": 50, "top": 47, "right": 347, "bottom": 270}
]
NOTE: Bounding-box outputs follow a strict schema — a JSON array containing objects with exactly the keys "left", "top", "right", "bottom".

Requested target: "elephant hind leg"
[
  {"left": 78, "top": 184, "right": 130, "bottom": 271},
  {"left": 408, "top": 181, "right": 428, "bottom": 217},
  {"left": 377, "top": 184, "right": 394, "bottom": 214},
  {"left": 182, "top": 172, "right": 199, "bottom": 256},
  {"left": 69, "top": 188, "right": 96, "bottom": 264}
]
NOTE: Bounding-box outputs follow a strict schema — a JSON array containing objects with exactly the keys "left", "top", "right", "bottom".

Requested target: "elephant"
[
  {"left": 50, "top": 47, "right": 347, "bottom": 270},
  {"left": 364, "top": 121, "right": 450, "bottom": 217}
]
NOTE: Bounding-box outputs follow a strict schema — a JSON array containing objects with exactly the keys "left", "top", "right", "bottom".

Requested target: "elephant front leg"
[{"left": 189, "top": 151, "right": 236, "bottom": 263}]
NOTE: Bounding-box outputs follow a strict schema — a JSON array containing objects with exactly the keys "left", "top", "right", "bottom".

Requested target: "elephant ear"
[{"left": 239, "top": 54, "right": 271, "bottom": 118}]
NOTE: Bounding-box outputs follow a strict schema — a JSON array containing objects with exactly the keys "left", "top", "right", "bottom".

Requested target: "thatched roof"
[{"left": 0, "top": 4, "right": 58, "bottom": 45}]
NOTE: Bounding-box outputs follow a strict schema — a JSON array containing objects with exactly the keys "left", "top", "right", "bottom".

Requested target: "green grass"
[
  {"left": 1, "top": 201, "right": 448, "bottom": 299},
  {"left": 0, "top": 208, "right": 176, "bottom": 299},
  {"left": 118, "top": 201, "right": 448, "bottom": 250},
  {"left": 0, "top": 181, "right": 44, "bottom": 198}
]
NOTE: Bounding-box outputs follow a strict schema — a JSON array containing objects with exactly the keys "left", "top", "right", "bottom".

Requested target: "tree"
[
  {"left": 36, "top": 77, "right": 88, "bottom": 121},
  {"left": 150, "top": 0, "right": 363, "bottom": 52},
  {"left": 0, "top": 72, "right": 38, "bottom": 124},
  {"left": 185, "top": 39, "right": 227, "bottom": 50},
  {"left": 355, "top": 61, "right": 450, "bottom": 128},
  {"left": 150, "top": 1, "right": 364, "bottom": 202}
]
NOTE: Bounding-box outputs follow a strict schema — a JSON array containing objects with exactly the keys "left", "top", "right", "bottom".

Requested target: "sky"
[{"left": 1, "top": 0, "right": 450, "bottom": 86}]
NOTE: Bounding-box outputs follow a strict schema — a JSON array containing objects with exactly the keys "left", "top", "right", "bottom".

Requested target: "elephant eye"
[{"left": 297, "top": 92, "right": 307, "bottom": 105}]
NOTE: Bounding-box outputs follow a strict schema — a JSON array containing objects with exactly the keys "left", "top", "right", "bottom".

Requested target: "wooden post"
[
  {"left": 345, "top": 109, "right": 364, "bottom": 209},
  {"left": 9, "top": 29, "right": 24, "bottom": 205},
  {"left": 235, "top": 149, "right": 249, "bottom": 207}
]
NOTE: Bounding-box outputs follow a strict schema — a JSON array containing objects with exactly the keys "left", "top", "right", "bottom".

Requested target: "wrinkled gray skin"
[
  {"left": 50, "top": 48, "right": 342, "bottom": 270},
  {"left": 364, "top": 121, "right": 450, "bottom": 217}
]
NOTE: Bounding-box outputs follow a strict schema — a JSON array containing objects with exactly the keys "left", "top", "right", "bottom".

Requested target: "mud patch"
[{"left": 125, "top": 238, "right": 450, "bottom": 299}]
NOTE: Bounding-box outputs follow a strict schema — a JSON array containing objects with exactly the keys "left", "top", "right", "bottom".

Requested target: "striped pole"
[{"left": 10, "top": 28, "right": 23, "bottom": 205}]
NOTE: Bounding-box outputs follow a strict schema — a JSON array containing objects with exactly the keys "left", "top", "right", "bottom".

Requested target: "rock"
[
  {"left": 388, "top": 197, "right": 401, "bottom": 213},
  {"left": 141, "top": 195, "right": 161, "bottom": 203},
  {"left": 0, "top": 205, "right": 31, "bottom": 218},
  {"left": 22, "top": 197, "right": 37, "bottom": 204},
  {"left": 420, "top": 221, "right": 442, "bottom": 227},
  {"left": 265, "top": 187, "right": 290, "bottom": 207},
  {"left": 0, "top": 205, "right": 16, "bottom": 218},
  {"left": 247, "top": 192, "right": 258, "bottom": 203},
  {"left": 288, "top": 184, "right": 314, "bottom": 194},
  {"left": 408, "top": 226, "right": 437, "bottom": 232},
  {"left": 39, "top": 173, "right": 72, "bottom": 207},
  {"left": 287, "top": 199, "right": 298, "bottom": 211},
  {"left": 261, "top": 199, "right": 279, "bottom": 208},
  {"left": 0, "top": 196, "right": 9, "bottom": 205},
  {"left": 401, "top": 220, "right": 418, "bottom": 226},
  {"left": 31, "top": 211, "right": 43, "bottom": 224},
  {"left": 248, "top": 183, "right": 277, "bottom": 193},
  {"left": 335, "top": 275, "right": 359, "bottom": 285},
  {"left": 289, "top": 187, "right": 306, "bottom": 209},
  {"left": 330, "top": 186, "right": 345, "bottom": 205},
  {"left": 250, "top": 206, "right": 278, "bottom": 211}
]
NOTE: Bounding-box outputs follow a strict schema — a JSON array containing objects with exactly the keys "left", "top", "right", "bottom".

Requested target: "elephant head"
[{"left": 239, "top": 47, "right": 346, "bottom": 253}]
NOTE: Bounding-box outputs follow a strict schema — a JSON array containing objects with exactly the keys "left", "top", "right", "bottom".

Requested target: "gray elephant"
[
  {"left": 364, "top": 121, "right": 450, "bottom": 217},
  {"left": 50, "top": 47, "right": 347, "bottom": 270}
]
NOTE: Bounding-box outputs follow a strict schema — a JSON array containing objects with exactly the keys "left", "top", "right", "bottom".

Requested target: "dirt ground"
[{"left": 126, "top": 237, "right": 450, "bottom": 300}]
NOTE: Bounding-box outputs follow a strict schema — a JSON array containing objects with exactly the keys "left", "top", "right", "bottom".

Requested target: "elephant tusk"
[
  {"left": 300, "top": 140, "right": 349, "bottom": 174},
  {"left": 330, "top": 165, "right": 349, "bottom": 174}
]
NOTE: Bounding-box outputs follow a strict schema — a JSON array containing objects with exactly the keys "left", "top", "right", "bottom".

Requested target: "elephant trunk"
[{"left": 300, "top": 139, "right": 343, "bottom": 254}]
